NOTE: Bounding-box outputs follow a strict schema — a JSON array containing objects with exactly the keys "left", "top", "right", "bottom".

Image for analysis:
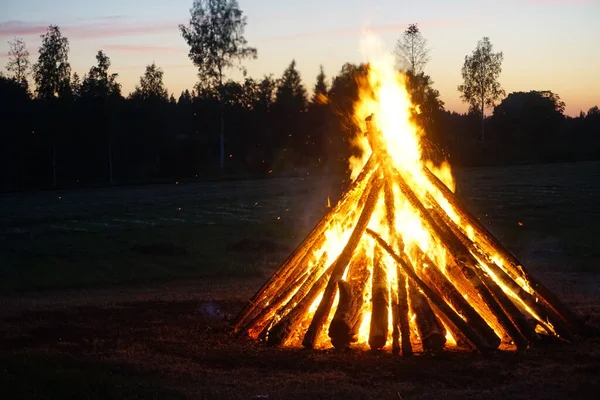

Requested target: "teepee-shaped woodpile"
[{"left": 232, "top": 56, "right": 587, "bottom": 354}]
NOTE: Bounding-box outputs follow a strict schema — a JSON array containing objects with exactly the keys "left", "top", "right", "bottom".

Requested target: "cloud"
[
  {"left": 0, "top": 20, "right": 49, "bottom": 37},
  {"left": 116, "top": 63, "right": 193, "bottom": 71},
  {"left": 0, "top": 18, "right": 179, "bottom": 39},
  {"left": 255, "top": 19, "right": 467, "bottom": 43},
  {"left": 74, "top": 15, "right": 130, "bottom": 22},
  {"left": 103, "top": 44, "right": 185, "bottom": 53}
]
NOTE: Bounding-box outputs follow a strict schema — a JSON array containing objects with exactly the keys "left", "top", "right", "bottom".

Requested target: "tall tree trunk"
[
  {"left": 219, "top": 71, "right": 225, "bottom": 170},
  {"left": 481, "top": 91, "right": 485, "bottom": 142},
  {"left": 108, "top": 140, "right": 113, "bottom": 184},
  {"left": 52, "top": 141, "right": 57, "bottom": 187}
]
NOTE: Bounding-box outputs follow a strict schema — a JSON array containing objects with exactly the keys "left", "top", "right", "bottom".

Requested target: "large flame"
[{"left": 243, "top": 32, "right": 560, "bottom": 353}]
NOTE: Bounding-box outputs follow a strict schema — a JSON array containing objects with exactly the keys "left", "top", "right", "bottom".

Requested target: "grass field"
[{"left": 1, "top": 161, "right": 600, "bottom": 399}]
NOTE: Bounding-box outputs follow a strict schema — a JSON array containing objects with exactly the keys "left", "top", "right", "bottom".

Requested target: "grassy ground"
[
  {"left": 1, "top": 161, "right": 600, "bottom": 399},
  {"left": 0, "top": 175, "right": 342, "bottom": 292}
]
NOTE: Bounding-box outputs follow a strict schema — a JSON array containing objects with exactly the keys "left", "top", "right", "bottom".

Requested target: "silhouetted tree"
[
  {"left": 275, "top": 60, "right": 307, "bottom": 114},
  {"left": 312, "top": 65, "right": 328, "bottom": 103},
  {"left": 180, "top": 0, "right": 257, "bottom": 169},
  {"left": 33, "top": 25, "right": 72, "bottom": 186},
  {"left": 129, "top": 63, "right": 168, "bottom": 101},
  {"left": 273, "top": 60, "right": 309, "bottom": 167},
  {"left": 6, "top": 37, "right": 31, "bottom": 91},
  {"left": 328, "top": 63, "right": 369, "bottom": 171},
  {"left": 71, "top": 72, "right": 81, "bottom": 99},
  {"left": 128, "top": 63, "right": 169, "bottom": 177},
  {"left": 394, "top": 24, "right": 429, "bottom": 73},
  {"left": 491, "top": 91, "right": 565, "bottom": 161},
  {"left": 0, "top": 75, "right": 31, "bottom": 187},
  {"left": 458, "top": 37, "right": 505, "bottom": 142},
  {"left": 308, "top": 65, "right": 330, "bottom": 162},
  {"left": 178, "top": 89, "right": 193, "bottom": 105},
  {"left": 33, "top": 26, "right": 71, "bottom": 100},
  {"left": 81, "top": 50, "right": 122, "bottom": 183},
  {"left": 405, "top": 70, "right": 446, "bottom": 161},
  {"left": 81, "top": 51, "right": 121, "bottom": 100},
  {"left": 255, "top": 75, "right": 277, "bottom": 112}
]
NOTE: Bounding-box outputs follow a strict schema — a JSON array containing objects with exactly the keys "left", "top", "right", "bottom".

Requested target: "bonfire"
[{"left": 232, "top": 35, "right": 586, "bottom": 354}]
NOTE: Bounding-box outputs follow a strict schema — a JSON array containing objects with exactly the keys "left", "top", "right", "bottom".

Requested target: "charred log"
[
  {"left": 302, "top": 174, "right": 383, "bottom": 349},
  {"left": 267, "top": 262, "right": 334, "bottom": 346},
  {"left": 369, "top": 246, "right": 390, "bottom": 350},
  {"left": 422, "top": 166, "right": 585, "bottom": 335},
  {"left": 408, "top": 283, "right": 447, "bottom": 353},
  {"left": 232, "top": 155, "right": 378, "bottom": 333},
  {"left": 414, "top": 250, "right": 501, "bottom": 349},
  {"left": 396, "top": 269, "right": 413, "bottom": 356},
  {"left": 329, "top": 249, "right": 370, "bottom": 349},
  {"left": 367, "top": 229, "right": 493, "bottom": 353},
  {"left": 255, "top": 253, "right": 329, "bottom": 340}
]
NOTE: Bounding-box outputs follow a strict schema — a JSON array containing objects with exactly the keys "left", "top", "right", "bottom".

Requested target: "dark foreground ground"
[{"left": 2, "top": 161, "right": 600, "bottom": 399}]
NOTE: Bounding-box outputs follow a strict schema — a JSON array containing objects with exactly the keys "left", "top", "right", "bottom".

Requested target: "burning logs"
[
  {"left": 302, "top": 173, "right": 383, "bottom": 349},
  {"left": 367, "top": 229, "right": 494, "bottom": 353},
  {"left": 422, "top": 167, "right": 586, "bottom": 336},
  {"left": 408, "top": 283, "right": 447, "bottom": 352},
  {"left": 369, "top": 246, "right": 390, "bottom": 350},
  {"left": 414, "top": 250, "right": 502, "bottom": 349},
  {"left": 423, "top": 194, "right": 569, "bottom": 340},
  {"left": 233, "top": 110, "right": 583, "bottom": 354},
  {"left": 328, "top": 248, "right": 370, "bottom": 348},
  {"left": 233, "top": 155, "right": 378, "bottom": 334},
  {"left": 395, "top": 271, "right": 413, "bottom": 356},
  {"left": 267, "top": 262, "right": 335, "bottom": 346}
]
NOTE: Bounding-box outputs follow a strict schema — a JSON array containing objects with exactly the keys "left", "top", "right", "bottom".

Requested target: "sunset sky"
[{"left": 1, "top": 0, "right": 599, "bottom": 115}]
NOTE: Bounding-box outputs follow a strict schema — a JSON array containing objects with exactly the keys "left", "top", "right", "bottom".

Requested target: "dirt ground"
[
  {"left": 3, "top": 161, "right": 600, "bottom": 399},
  {"left": 1, "top": 275, "right": 600, "bottom": 400}
]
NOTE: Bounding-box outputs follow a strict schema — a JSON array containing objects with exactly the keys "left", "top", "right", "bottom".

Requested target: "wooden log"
[
  {"left": 408, "top": 283, "right": 447, "bottom": 352},
  {"left": 367, "top": 229, "right": 493, "bottom": 353},
  {"left": 460, "top": 258, "right": 529, "bottom": 349},
  {"left": 422, "top": 166, "right": 584, "bottom": 335},
  {"left": 267, "top": 262, "right": 334, "bottom": 346},
  {"left": 383, "top": 168, "right": 396, "bottom": 234},
  {"left": 252, "top": 253, "right": 329, "bottom": 339},
  {"left": 423, "top": 193, "right": 571, "bottom": 341},
  {"left": 391, "top": 287, "right": 401, "bottom": 355},
  {"left": 232, "top": 154, "right": 378, "bottom": 333},
  {"left": 413, "top": 250, "right": 501, "bottom": 349},
  {"left": 328, "top": 249, "right": 370, "bottom": 349},
  {"left": 477, "top": 268, "right": 540, "bottom": 346},
  {"left": 413, "top": 193, "right": 537, "bottom": 348},
  {"left": 302, "top": 173, "right": 383, "bottom": 349},
  {"left": 396, "top": 269, "right": 413, "bottom": 356},
  {"left": 392, "top": 171, "right": 531, "bottom": 349},
  {"left": 246, "top": 270, "right": 310, "bottom": 337},
  {"left": 369, "top": 246, "right": 390, "bottom": 350}
]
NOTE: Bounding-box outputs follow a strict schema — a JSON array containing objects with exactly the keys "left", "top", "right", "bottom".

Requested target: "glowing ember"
[{"left": 233, "top": 33, "right": 584, "bottom": 354}]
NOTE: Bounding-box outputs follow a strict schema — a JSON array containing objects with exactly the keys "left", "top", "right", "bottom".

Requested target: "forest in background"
[{"left": 1, "top": 14, "right": 599, "bottom": 191}]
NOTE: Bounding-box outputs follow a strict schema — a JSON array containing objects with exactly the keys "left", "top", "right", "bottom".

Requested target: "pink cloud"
[
  {"left": 255, "top": 19, "right": 467, "bottom": 43},
  {"left": 0, "top": 21, "right": 49, "bottom": 37},
  {"left": 74, "top": 15, "right": 130, "bottom": 22},
  {"left": 103, "top": 44, "right": 185, "bottom": 53},
  {"left": 116, "top": 63, "right": 193, "bottom": 71},
  {"left": 0, "top": 18, "right": 179, "bottom": 39}
]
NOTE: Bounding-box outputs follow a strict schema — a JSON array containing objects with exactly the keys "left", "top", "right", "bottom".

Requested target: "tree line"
[{"left": 1, "top": 0, "right": 599, "bottom": 190}]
